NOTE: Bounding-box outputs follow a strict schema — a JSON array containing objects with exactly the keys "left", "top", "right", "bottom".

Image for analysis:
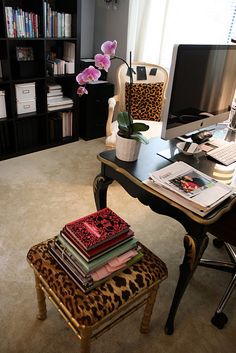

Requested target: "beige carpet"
[{"left": 0, "top": 138, "right": 235, "bottom": 353}]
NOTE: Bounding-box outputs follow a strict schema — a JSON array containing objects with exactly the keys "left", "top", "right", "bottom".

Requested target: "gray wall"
[
  {"left": 94, "top": 0, "right": 130, "bottom": 85},
  {"left": 80, "top": 0, "right": 130, "bottom": 86},
  {"left": 81, "top": 0, "right": 96, "bottom": 58}
]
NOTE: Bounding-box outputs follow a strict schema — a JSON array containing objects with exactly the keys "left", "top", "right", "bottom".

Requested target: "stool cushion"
[{"left": 27, "top": 239, "right": 167, "bottom": 327}]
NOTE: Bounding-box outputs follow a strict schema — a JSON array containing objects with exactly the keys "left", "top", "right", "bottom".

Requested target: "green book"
[{"left": 57, "top": 234, "right": 138, "bottom": 273}]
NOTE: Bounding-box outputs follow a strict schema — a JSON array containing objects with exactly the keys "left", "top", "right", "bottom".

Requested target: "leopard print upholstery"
[
  {"left": 27, "top": 238, "right": 167, "bottom": 327},
  {"left": 125, "top": 82, "right": 164, "bottom": 121}
]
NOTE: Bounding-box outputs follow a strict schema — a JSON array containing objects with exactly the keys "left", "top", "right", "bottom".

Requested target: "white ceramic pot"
[{"left": 116, "top": 134, "right": 141, "bottom": 162}]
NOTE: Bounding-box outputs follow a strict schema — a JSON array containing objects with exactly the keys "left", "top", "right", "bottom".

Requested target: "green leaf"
[
  {"left": 117, "top": 112, "right": 133, "bottom": 129},
  {"left": 130, "top": 132, "right": 149, "bottom": 144},
  {"left": 132, "top": 122, "right": 149, "bottom": 132}
]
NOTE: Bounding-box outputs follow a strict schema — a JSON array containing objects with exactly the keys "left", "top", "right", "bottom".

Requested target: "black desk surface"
[{"left": 98, "top": 134, "right": 236, "bottom": 222}]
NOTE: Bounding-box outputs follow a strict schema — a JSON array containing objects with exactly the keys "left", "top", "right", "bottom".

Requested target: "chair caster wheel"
[
  {"left": 211, "top": 312, "right": 228, "bottom": 329},
  {"left": 213, "top": 239, "right": 224, "bottom": 248}
]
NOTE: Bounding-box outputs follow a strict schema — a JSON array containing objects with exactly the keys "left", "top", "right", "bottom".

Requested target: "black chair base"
[{"left": 199, "top": 241, "right": 236, "bottom": 329}]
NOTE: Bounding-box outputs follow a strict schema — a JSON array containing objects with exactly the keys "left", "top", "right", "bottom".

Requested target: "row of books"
[
  {"left": 5, "top": 6, "right": 39, "bottom": 38},
  {"left": 46, "top": 42, "right": 75, "bottom": 76},
  {"left": 49, "top": 208, "right": 143, "bottom": 293},
  {"left": 47, "top": 84, "right": 73, "bottom": 111},
  {"left": 48, "top": 112, "right": 73, "bottom": 143},
  {"left": 47, "top": 58, "right": 75, "bottom": 76},
  {"left": 44, "top": 2, "right": 72, "bottom": 38},
  {"left": 143, "top": 161, "right": 233, "bottom": 216}
]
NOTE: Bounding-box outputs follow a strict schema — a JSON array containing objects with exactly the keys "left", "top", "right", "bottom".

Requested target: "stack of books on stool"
[{"left": 49, "top": 208, "right": 142, "bottom": 293}]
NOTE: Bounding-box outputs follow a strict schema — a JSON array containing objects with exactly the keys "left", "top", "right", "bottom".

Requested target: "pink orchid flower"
[
  {"left": 94, "top": 54, "right": 111, "bottom": 72},
  {"left": 77, "top": 86, "right": 88, "bottom": 96},
  {"left": 101, "top": 40, "right": 117, "bottom": 56},
  {"left": 80, "top": 66, "right": 101, "bottom": 83},
  {"left": 76, "top": 72, "right": 86, "bottom": 85}
]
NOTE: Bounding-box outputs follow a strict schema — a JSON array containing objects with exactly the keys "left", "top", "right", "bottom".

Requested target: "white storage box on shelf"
[
  {"left": 15, "top": 82, "right": 36, "bottom": 100},
  {"left": 0, "top": 90, "right": 7, "bottom": 118},
  {"left": 17, "top": 99, "right": 37, "bottom": 115},
  {"left": 15, "top": 82, "right": 36, "bottom": 115}
]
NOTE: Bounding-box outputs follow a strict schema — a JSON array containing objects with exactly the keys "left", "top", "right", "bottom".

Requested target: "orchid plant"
[{"left": 76, "top": 40, "right": 149, "bottom": 144}]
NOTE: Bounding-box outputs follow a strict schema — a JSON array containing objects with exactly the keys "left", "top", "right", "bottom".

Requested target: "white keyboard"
[{"left": 207, "top": 142, "right": 236, "bottom": 165}]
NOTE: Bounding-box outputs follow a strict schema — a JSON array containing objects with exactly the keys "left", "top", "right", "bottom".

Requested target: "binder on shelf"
[{"left": 0, "top": 91, "right": 7, "bottom": 119}]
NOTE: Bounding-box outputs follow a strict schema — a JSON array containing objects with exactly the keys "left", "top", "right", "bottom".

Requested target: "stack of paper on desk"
[{"left": 143, "top": 161, "right": 233, "bottom": 216}]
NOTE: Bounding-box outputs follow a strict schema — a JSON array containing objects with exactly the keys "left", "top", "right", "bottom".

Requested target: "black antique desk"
[{"left": 93, "top": 133, "right": 236, "bottom": 334}]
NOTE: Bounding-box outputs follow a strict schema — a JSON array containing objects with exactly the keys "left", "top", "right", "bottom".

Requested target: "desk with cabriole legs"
[{"left": 93, "top": 137, "right": 236, "bottom": 334}]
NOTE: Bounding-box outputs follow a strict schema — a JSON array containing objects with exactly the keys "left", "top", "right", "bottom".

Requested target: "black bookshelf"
[{"left": 0, "top": 0, "right": 81, "bottom": 160}]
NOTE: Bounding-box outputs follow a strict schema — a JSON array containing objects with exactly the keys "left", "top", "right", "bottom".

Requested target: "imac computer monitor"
[{"left": 161, "top": 44, "right": 236, "bottom": 140}]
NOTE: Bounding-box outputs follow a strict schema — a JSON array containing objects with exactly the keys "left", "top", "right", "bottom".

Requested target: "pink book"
[{"left": 64, "top": 208, "right": 130, "bottom": 250}]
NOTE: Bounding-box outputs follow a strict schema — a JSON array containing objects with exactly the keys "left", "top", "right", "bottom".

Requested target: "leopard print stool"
[{"left": 27, "top": 238, "right": 168, "bottom": 353}]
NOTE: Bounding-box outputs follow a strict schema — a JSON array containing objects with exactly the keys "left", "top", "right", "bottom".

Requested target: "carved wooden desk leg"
[
  {"left": 93, "top": 173, "right": 113, "bottom": 210},
  {"left": 34, "top": 273, "right": 47, "bottom": 320},
  {"left": 80, "top": 327, "right": 92, "bottom": 353},
  {"left": 165, "top": 232, "right": 209, "bottom": 335},
  {"left": 140, "top": 284, "right": 159, "bottom": 333}
]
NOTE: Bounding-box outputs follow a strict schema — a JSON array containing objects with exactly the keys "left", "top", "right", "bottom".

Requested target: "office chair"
[
  {"left": 199, "top": 206, "right": 236, "bottom": 329},
  {"left": 105, "top": 62, "right": 168, "bottom": 147}
]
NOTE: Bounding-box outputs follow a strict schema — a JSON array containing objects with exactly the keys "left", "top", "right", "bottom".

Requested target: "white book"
[
  {"left": 145, "top": 161, "right": 233, "bottom": 215},
  {"left": 63, "top": 42, "right": 75, "bottom": 62},
  {"left": 48, "top": 96, "right": 73, "bottom": 107},
  {"left": 65, "top": 61, "right": 75, "bottom": 74},
  {"left": 48, "top": 104, "right": 73, "bottom": 111},
  {"left": 47, "top": 91, "right": 63, "bottom": 97},
  {"left": 64, "top": 13, "right": 71, "bottom": 37},
  {"left": 5, "top": 7, "right": 14, "bottom": 38},
  {"left": 48, "top": 84, "right": 62, "bottom": 92},
  {"left": 47, "top": 96, "right": 64, "bottom": 103}
]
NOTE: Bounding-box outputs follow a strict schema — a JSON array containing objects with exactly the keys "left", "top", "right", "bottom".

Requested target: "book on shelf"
[
  {"left": 44, "top": 1, "right": 71, "bottom": 38},
  {"left": 5, "top": 6, "right": 39, "bottom": 38},
  {"left": 64, "top": 208, "right": 130, "bottom": 251},
  {"left": 48, "top": 105, "right": 73, "bottom": 112},
  {"left": 58, "top": 111, "right": 73, "bottom": 137},
  {"left": 48, "top": 96, "right": 73, "bottom": 107},
  {"left": 47, "top": 91, "right": 63, "bottom": 97},
  {"left": 0, "top": 91, "right": 7, "bottom": 119},
  {"left": 48, "top": 116, "right": 63, "bottom": 142},
  {"left": 143, "top": 161, "right": 234, "bottom": 216},
  {"left": 63, "top": 42, "right": 75, "bottom": 74},
  {"left": 47, "top": 84, "right": 62, "bottom": 92}
]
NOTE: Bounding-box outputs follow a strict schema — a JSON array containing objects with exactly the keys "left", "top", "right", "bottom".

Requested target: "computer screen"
[{"left": 161, "top": 44, "right": 236, "bottom": 140}]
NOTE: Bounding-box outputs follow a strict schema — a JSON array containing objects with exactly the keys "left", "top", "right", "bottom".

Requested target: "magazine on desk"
[{"left": 143, "top": 161, "right": 233, "bottom": 216}]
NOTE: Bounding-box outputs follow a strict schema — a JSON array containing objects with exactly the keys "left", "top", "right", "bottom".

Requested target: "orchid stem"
[{"left": 111, "top": 53, "right": 133, "bottom": 135}]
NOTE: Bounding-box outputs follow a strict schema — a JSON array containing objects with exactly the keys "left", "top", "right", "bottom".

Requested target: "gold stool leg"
[
  {"left": 34, "top": 273, "right": 47, "bottom": 320},
  {"left": 140, "top": 284, "right": 159, "bottom": 333},
  {"left": 80, "top": 327, "right": 92, "bottom": 353}
]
